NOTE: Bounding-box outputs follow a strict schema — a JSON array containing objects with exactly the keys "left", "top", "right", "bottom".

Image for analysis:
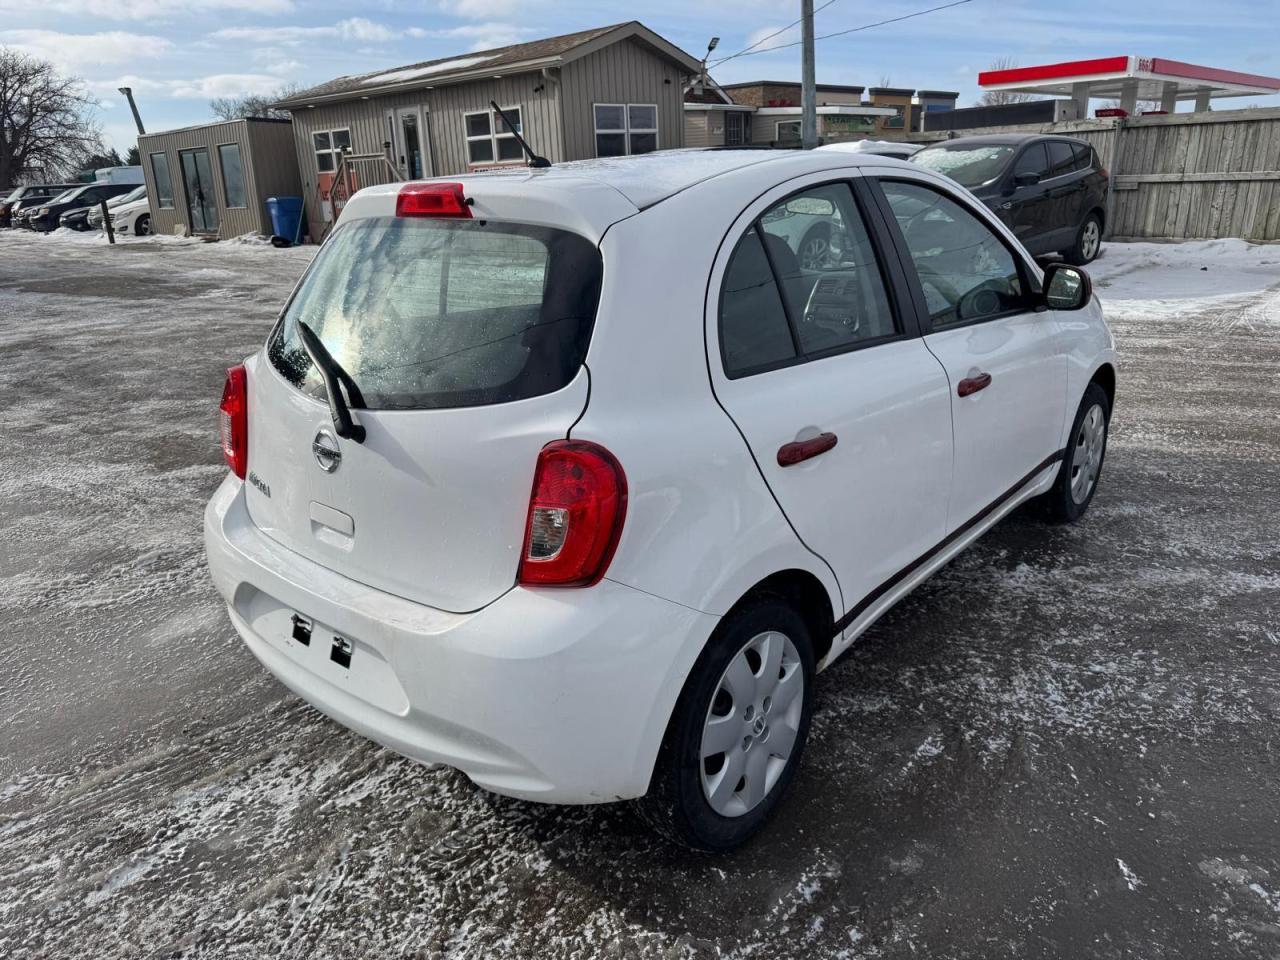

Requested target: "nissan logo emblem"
[{"left": 312, "top": 429, "right": 342, "bottom": 473}]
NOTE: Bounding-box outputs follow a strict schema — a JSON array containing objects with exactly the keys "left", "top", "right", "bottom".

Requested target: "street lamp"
[
  {"left": 118, "top": 87, "right": 146, "bottom": 136},
  {"left": 698, "top": 37, "right": 720, "bottom": 95}
]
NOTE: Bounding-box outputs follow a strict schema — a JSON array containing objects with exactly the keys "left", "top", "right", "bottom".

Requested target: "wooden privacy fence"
[{"left": 913, "top": 106, "right": 1280, "bottom": 242}]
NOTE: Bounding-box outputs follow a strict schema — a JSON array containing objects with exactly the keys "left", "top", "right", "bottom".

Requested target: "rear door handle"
[
  {"left": 957, "top": 372, "right": 992, "bottom": 397},
  {"left": 778, "top": 432, "right": 838, "bottom": 466}
]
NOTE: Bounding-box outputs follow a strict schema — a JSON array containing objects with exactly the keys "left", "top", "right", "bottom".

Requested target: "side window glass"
[
  {"left": 881, "top": 180, "right": 1029, "bottom": 328},
  {"left": 719, "top": 226, "right": 797, "bottom": 377},
  {"left": 1046, "top": 141, "right": 1077, "bottom": 178},
  {"left": 1071, "top": 142, "right": 1093, "bottom": 171},
  {"left": 755, "top": 183, "right": 897, "bottom": 356},
  {"left": 1013, "top": 143, "right": 1049, "bottom": 180}
]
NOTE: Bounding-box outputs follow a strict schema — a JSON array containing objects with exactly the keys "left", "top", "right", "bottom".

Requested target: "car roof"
[
  {"left": 344, "top": 148, "right": 919, "bottom": 240},
  {"left": 922, "top": 133, "right": 1086, "bottom": 147}
]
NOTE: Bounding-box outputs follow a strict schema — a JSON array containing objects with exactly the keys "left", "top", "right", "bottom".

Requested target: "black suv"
[
  {"left": 26, "top": 182, "right": 137, "bottom": 233},
  {"left": 1, "top": 184, "right": 80, "bottom": 228},
  {"left": 910, "top": 134, "right": 1108, "bottom": 264}
]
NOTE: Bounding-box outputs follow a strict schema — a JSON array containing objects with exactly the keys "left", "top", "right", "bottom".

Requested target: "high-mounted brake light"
[
  {"left": 396, "top": 182, "right": 473, "bottom": 219},
  {"left": 518, "top": 440, "right": 627, "bottom": 588},
  {"left": 219, "top": 365, "right": 248, "bottom": 480}
]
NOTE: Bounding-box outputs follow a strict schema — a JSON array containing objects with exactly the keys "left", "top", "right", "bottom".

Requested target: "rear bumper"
[{"left": 203, "top": 476, "right": 716, "bottom": 803}]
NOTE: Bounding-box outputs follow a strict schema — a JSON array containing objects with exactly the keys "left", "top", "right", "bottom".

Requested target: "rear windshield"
[
  {"left": 911, "top": 143, "right": 1016, "bottom": 188},
  {"left": 268, "top": 217, "right": 603, "bottom": 410}
]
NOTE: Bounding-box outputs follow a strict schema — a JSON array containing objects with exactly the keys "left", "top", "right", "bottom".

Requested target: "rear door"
[
  {"left": 708, "top": 175, "right": 953, "bottom": 615},
  {"left": 1043, "top": 140, "right": 1087, "bottom": 248},
  {"left": 872, "top": 175, "right": 1067, "bottom": 530},
  {"left": 245, "top": 213, "right": 604, "bottom": 613}
]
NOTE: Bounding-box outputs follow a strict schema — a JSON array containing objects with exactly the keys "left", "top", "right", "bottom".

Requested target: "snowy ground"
[{"left": 1, "top": 230, "right": 1278, "bottom": 959}]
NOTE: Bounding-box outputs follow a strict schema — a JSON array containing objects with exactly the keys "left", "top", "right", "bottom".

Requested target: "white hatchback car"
[{"left": 205, "top": 149, "right": 1116, "bottom": 850}]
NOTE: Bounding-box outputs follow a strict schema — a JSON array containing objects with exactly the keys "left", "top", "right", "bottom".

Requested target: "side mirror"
[
  {"left": 1013, "top": 171, "right": 1040, "bottom": 187},
  {"left": 1042, "top": 262, "right": 1093, "bottom": 311}
]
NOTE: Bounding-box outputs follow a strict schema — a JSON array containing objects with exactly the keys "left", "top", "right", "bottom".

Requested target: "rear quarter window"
[{"left": 269, "top": 217, "right": 603, "bottom": 410}]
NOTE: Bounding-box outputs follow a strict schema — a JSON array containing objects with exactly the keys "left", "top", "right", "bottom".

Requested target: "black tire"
[
  {"left": 1063, "top": 212, "right": 1102, "bottom": 265},
  {"left": 135, "top": 214, "right": 150, "bottom": 237},
  {"left": 1043, "top": 382, "right": 1110, "bottom": 523},
  {"left": 638, "top": 596, "right": 815, "bottom": 851}
]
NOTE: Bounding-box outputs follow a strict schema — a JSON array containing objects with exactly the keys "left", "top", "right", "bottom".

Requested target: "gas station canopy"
[{"left": 979, "top": 56, "right": 1280, "bottom": 113}]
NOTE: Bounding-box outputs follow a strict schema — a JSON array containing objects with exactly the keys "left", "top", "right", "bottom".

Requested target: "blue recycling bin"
[{"left": 266, "top": 196, "right": 304, "bottom": 243}]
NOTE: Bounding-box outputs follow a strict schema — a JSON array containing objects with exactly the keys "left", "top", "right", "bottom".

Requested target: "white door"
[
  {"left": 875, "top": 176, "right": 1067, "bottom": 529},
  {"left": 708, "top": 177, "right": 953, "bottom": 614},
  {"left": 389, "top": 106, "right": 431, "bottom": 180}
]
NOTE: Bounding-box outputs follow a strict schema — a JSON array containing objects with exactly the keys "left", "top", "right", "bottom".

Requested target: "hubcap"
[
  {"left": 800, "top": 236, "right": 829, "bottom": 271},
  {"left": 1082, "top": 221, "right": 1100, "bottom": 260},
  {"left": 700, "top": 630, "right": 804, "bottom": 818},
  {"left": 1070, "top": 403, "right": 1106, "bottom": 504}
]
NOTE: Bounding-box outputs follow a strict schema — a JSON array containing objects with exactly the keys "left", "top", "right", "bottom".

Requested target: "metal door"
[{"left": 179, "top": 148, "right": 219, "bottom": 234}]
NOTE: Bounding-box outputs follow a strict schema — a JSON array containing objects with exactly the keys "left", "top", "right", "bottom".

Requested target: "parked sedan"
[
  {"left": 87, "top": 185, "right": 146, "bottom": 231},
  {"left": 910, "top": 134, "right": 1108, "bottom": 264},
  {"left": 109, "top": 196, "right": 153, "bottom": 237},
  {"left": 0, "top": 183, "right": 79, "bottom": 228},
  {"left": 205, "top": 151, "right": 1115, "bottom": 851},
  {"left": 27, "top": 181, "right": 137, "bottom": 232}
]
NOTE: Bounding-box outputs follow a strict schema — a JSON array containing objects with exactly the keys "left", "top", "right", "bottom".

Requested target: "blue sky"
[{"left": 0, "top": 0, "right": 1276, "bottom": 152}]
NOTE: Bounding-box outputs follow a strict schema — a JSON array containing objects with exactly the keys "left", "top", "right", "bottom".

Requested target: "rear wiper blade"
[{"left": 295, "top": 321, "right": 367, "bottom": 444}]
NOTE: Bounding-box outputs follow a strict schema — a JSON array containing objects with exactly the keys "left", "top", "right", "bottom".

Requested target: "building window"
[
  {"left": 217, "top": 143, "right": 246, "bottom": 208},
  {"left": 593, "top": 103, "right": 658, "bottom": 157},
  {"left": 775, "top": 120, "right": 801, "bottom": 142},
  {"left": 464, "top": 106, "right": 524, "bottom": 165},
  {"left": 313, "top": 129, "right": 351, "bottom": 173},
  {"left": 150, "top": 152, "right": 174, "bottom": 209}
]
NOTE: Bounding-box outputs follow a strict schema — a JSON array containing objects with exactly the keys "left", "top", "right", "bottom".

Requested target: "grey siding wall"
[
  {"left": 560, "top": 39, "right": 686, "bottom": 159},
  {"left": 245, "top": 119, "right": 304, "bottom": 236},
  {"left": 287, "top": 76, "right": 563, "bottom": 240}
]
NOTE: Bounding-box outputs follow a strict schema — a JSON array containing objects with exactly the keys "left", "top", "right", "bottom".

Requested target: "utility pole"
[
  {"left": 118, "top": 87, "right": 146, "bottom": 136},
  {"left": 800, "top": 0, "right": 817, "bottom": 149}
]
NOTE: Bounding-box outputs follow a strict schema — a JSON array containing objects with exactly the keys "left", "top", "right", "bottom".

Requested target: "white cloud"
[
  {"left": 0, "top": 29, "right": 172, "bottom": 70},
  {"left": 214, "top": 17, "right": 396, "bottom": 45},
  {"left": 167, "top": 73, "right": 286, "bottom": 99},
  {"left": 437, "top": 0, "right": 522, "bottom": 18},
  {"left": 0, "top": 0, "right": 293, "bottom": 19}
]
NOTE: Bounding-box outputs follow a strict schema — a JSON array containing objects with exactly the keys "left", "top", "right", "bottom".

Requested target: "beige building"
[
  {"left": 687, "top": 81, "right": 895, "bottom": 146},
  {"left": 137, "top": 118, "right": 301, "bottom": 239},
  {"left": 273, "top": 22, "right": 703, "bottom": 241}
]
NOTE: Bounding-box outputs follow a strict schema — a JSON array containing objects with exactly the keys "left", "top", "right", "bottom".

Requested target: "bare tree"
[
  {"left": 976, "top": 56, "right": 1037, "bottom": 106},
  {"left": 0, "top": 48, "right": 101, "bottom": 186},
  {"left": 1101, "top": 98, "right": 1161, "bottom": 115},
  {"left": 209, "top": 83, "right": 301, "bottom": 121}
]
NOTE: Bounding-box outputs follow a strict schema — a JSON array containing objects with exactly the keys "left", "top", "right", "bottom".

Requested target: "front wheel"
[
  {"left": 134, "top": 214, "right": 151, "bottom": 237},
  {"left": 1063, "top": 213, "right": 1102, "bottom": 265},
  {"left": 1043, "top": 382, "right": 1110, "bottom": 523},
  {"left": 639, "top": 597, "right": 815, "bottom": 851}
]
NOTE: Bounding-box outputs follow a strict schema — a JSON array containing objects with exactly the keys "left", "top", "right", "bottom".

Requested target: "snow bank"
[{"left": 1090, "top": 239, "right": 1280, "bottom": 302}]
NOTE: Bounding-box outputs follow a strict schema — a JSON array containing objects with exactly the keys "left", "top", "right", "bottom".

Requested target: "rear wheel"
[
  {"left": 798, "top": 224, "right": 832, "bottom": 271},
  {"left": 639, "top": 597, "right": 815, "bottom": 851},
  {"left": 1063, "top": 213, "right": 1102, "bottom": 265},
  {"left": 1043, "top": 382, "right": 1110, "bottom": 523}
]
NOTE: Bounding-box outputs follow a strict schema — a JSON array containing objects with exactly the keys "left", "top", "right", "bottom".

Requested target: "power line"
[
  {"left": 710, "top": 0, "right": 974, "bottom": 68},
  {"left": 712, "top": 0, "right": 846, "bottom": 68}
]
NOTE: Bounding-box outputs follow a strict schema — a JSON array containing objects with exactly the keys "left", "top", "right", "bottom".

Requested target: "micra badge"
[{"left": 248, "top": 471, "right": 271, "bottom": 498}]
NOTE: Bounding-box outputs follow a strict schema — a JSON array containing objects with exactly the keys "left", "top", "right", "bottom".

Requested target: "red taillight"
[
  {"left": 396, "top": 182, "right": 472, "bottom": 219},
  {"left": 518, "top": 440, "right": 627, "bottom": 588},
  {"left": 219, "top": 365, "right": 248, "bottom": 480}
]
